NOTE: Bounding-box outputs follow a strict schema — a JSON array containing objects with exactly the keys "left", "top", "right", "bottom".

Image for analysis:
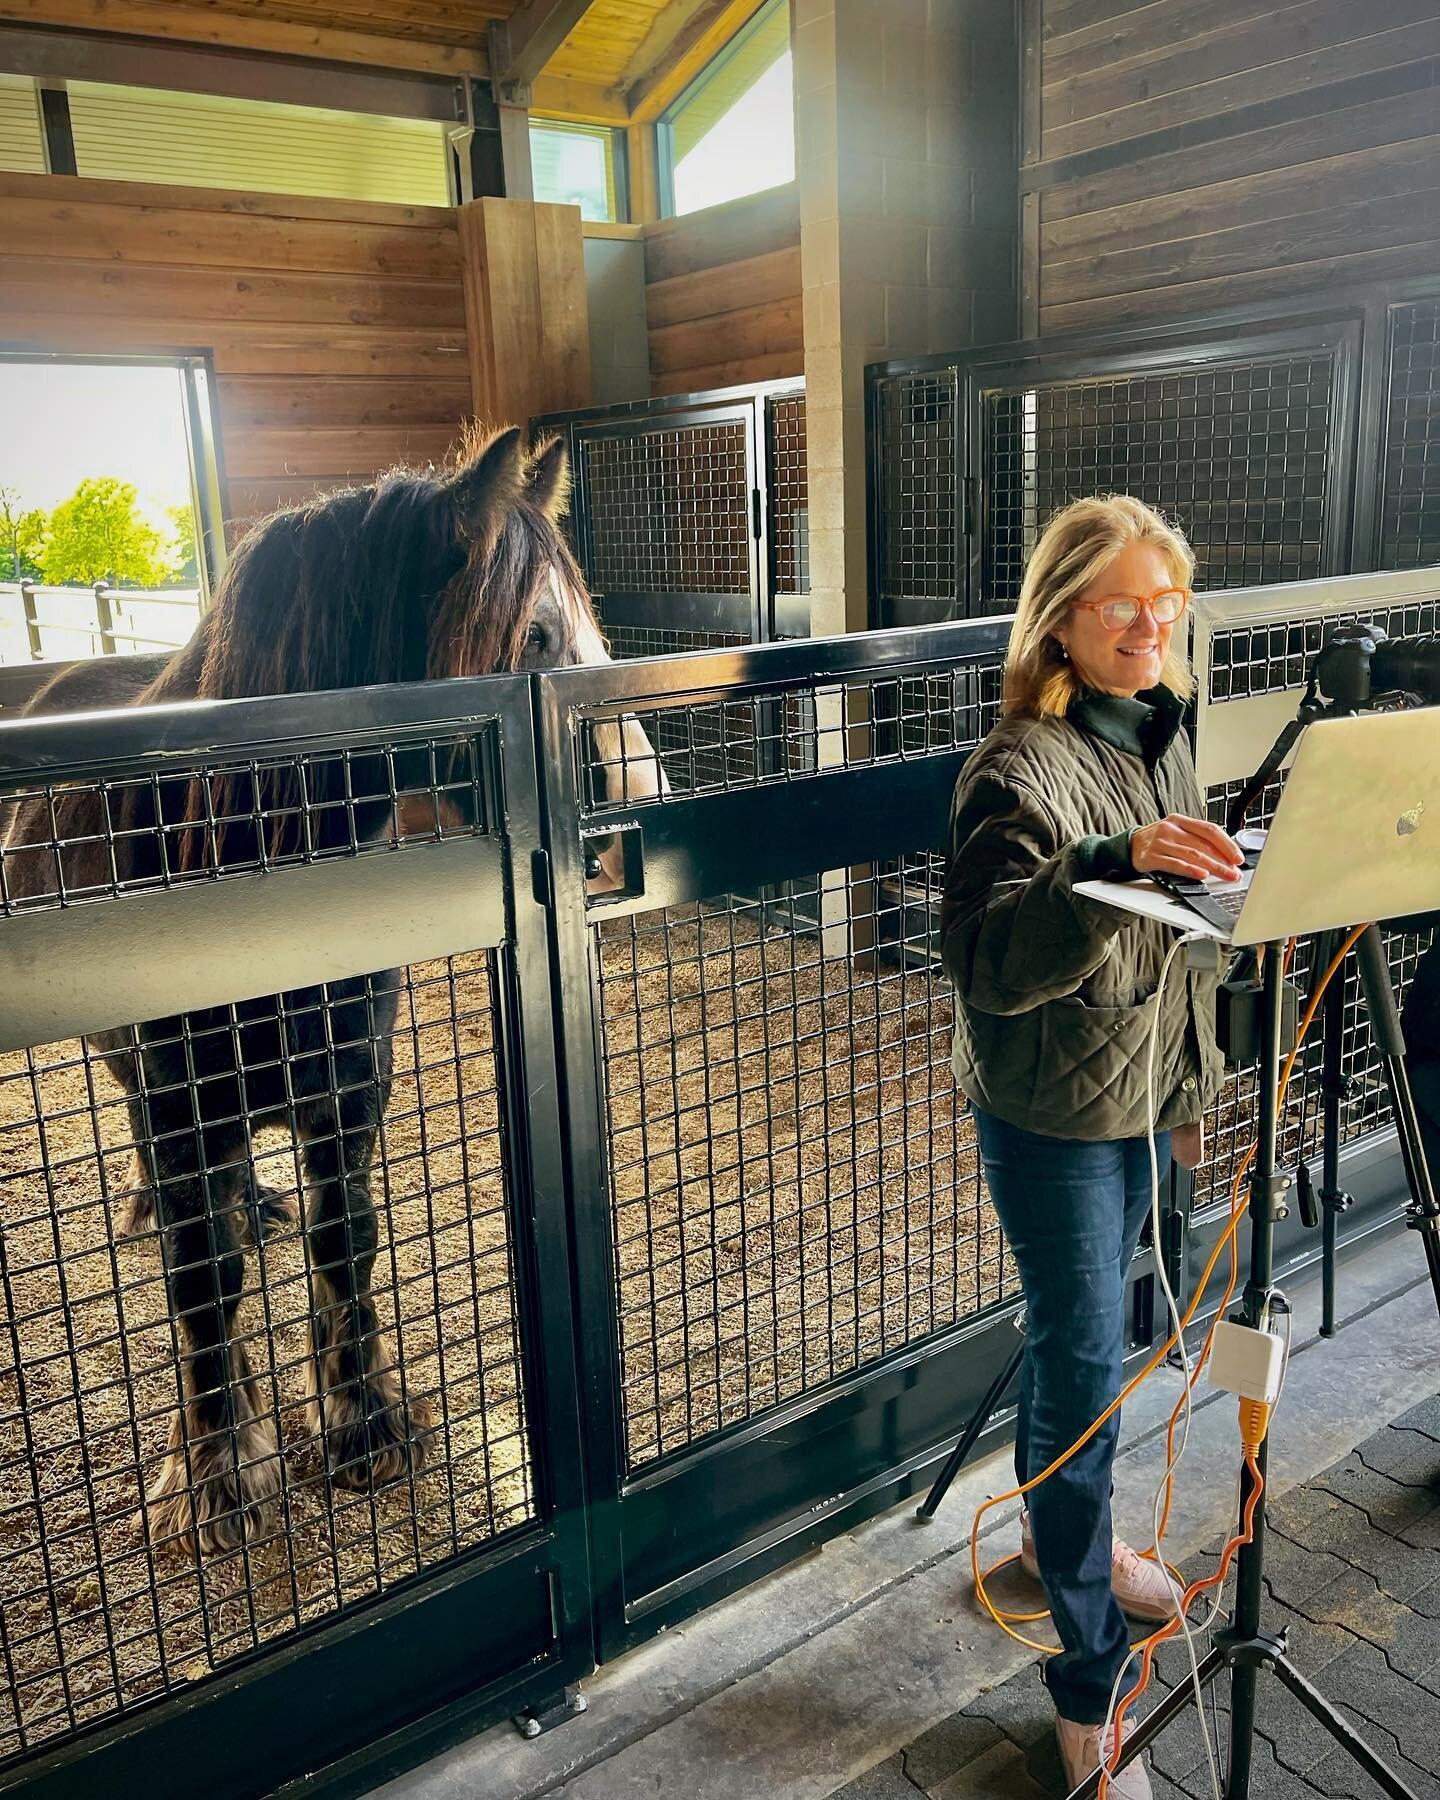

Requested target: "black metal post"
[
  {"left": 1218, "top": 943, "right": 1287, "bottom": 1799},
  {"left": 916, "top": 1330, "right": 1025, "bottom": 1522},
  {"left": 1318, "top": 932, "right": 1351, "bottom": 1337},
  {"left": 1352, "top": 925, "right": 1440, "bottom": 1322}
]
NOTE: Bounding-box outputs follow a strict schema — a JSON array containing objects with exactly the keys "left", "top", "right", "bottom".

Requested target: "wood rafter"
[
  {"left": 620, "top": 0, "right": 768, "bottom": 120},
  {"left": 489, "top": 0, "right": 600, "bottom": 99}
]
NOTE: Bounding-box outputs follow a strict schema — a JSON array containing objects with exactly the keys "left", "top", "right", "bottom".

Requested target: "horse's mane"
[
  {"left": 193, "top": 424, "right": 581, "bottom": 701},
  {"left": 171, "top": 425, "right": 583, "bottom": 870}
]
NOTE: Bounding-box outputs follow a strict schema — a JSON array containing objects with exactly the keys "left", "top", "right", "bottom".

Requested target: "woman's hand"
[{"left": 1129, "top": 814, "right": 1244, "bottom": 882}]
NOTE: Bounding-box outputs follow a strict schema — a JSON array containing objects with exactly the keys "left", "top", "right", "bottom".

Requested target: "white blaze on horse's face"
[{"left": 548, "top": 569, "right": 668, "bottom": 893}]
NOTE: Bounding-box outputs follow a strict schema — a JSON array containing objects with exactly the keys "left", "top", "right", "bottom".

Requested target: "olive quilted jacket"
[{"left": 940, "top": 686, "right": 1224, "bottom": 1141}]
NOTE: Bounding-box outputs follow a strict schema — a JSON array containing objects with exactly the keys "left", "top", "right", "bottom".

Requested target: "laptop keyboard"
[{"left": 1157, "top": 869, "right": 1253, "bottom": 931}]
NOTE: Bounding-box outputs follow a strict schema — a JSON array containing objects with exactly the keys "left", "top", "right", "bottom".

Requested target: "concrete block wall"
[{"left": 795, "top": 0, "right": 1018, "bottom": 636}]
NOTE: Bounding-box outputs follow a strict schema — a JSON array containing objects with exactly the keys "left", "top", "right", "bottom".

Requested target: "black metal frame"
[
  {"left": 533, "top": 378, "right": 808, "bottom": 654},
  {"left": 867, "top": 274, "right": 1440, "bottom": 627},
  {"left": 0, "top": 675, "right": 593, "bottom": 1800},
  {"left": 0, "top": 603, "right": 1427, "bottom": 1795}
]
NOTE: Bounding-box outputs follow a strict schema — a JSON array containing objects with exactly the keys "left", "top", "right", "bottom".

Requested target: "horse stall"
[{"left": 1, "top": 4, "right": 1439, "bottom": 1795}]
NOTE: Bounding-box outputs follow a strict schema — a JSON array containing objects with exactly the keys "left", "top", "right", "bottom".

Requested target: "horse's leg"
[
  {"left": 144, "top": 1098, "right": 282, "bottom": 1556},
  {"left": 299, "top": 1011, "right": 428, "bottom": 1488}
]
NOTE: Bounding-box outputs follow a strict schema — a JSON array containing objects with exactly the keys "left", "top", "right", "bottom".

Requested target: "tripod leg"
[
  {"left": 916, "top": 1334, "right": 1025, "bottom": 1521},
  {"left": 1271, "top": 1656, "right": 1423, "bottom": 1800},
  {"left": 1353, "top": 926, "right": 1440, "bottom": 1327}
]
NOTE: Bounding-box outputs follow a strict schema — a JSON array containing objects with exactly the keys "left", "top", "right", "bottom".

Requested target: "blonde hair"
[{"left": 1003, "top": 494, "right": 1195, "bottom": 717}]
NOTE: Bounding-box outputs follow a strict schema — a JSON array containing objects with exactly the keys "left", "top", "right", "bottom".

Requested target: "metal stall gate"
[
  {"left": 0, "top": 676, "right": 592, "bottom": 1800},
  {"left": 869, "top": 276, "right": 1440, "bottom": 625},
  {"left": 535, "top": 381, "right": 810, "bottom": 658},
  {"left": 537, "top": 619, "right": 1123, "bottom": 1655}
]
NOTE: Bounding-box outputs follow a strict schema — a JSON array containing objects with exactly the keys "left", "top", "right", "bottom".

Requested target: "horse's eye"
[{"left": 526, "top": 623, "right": 546, "bottom": 651}]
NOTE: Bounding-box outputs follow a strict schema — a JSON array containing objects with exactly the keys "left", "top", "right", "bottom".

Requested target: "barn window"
[
  {"left": 0, "top": 73, "right": 45, "bottom": 174},
  {"left": 659, "top": 0, "right": 794, "bottom": 218},
  {"left": 0, "top": 355, "right": 223, "bottom": 668},
  {"left": 66, "top": 82, "right": 453, "bottom": 208},
  {"left": 531, "top": 118, "right": 625, "bottom": 222}
]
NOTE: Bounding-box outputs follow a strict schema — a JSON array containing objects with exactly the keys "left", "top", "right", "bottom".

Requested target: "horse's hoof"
[
  {"left": 322, "top": 1378, "right": 433, "bottom": 1492},
  {"left": 145, "top": 1412, "right": 282, "bottom": 1558}
]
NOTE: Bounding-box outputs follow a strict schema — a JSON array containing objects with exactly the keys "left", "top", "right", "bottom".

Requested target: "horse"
[{"left": 1, "top": 426, "right": 660, "bottom": 1558}]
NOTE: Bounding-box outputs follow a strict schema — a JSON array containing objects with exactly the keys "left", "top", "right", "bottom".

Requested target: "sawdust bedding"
[{"left": 0, "top": 904, "right": 1010, "bottom": 1758}]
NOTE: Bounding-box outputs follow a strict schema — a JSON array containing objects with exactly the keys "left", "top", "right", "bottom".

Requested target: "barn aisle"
[{"left": 376, "top": 1232, "right": 1439, "bottom": 1800}]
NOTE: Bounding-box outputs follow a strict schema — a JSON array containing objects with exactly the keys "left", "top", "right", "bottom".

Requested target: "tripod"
[{"left": 1065, "top": 943, "right": 1421, "bottom": 1798}]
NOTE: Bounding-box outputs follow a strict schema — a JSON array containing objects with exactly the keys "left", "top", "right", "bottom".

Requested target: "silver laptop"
[{"left": 1164, "top": 707, "right": 1440, "bottom": 945}]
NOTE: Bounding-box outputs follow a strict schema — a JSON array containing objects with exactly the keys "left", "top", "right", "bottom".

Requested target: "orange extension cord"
[{"left": 967, "top": 926, "right": 1369, "bottom": 1795}]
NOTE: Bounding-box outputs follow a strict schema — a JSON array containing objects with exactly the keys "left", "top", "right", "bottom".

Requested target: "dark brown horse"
[{"left": 2, "top": 427, "right": 652, "bottom": 1558}]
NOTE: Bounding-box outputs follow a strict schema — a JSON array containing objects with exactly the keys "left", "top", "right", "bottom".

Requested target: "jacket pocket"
[{"left": 1036, "top": 993, "right": 1160, "bottom": 1120}]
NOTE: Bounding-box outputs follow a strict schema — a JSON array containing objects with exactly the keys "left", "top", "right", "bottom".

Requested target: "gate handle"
[{"left": 583, "top": 821, "right": 645, "bottom": 904}]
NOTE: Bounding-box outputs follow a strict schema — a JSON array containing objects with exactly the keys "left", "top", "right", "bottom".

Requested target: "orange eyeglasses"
[{"left": 1070, "top": 587, "right": 1191, "bottom": 632}]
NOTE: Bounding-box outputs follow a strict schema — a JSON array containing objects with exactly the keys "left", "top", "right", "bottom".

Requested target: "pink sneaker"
[
  {"left": 1056, "top": 1713, "right": 1152, "bottom": 1799},
  {"left": 1020, "top": 1513, "right": 1181, "bottom": 1624}
]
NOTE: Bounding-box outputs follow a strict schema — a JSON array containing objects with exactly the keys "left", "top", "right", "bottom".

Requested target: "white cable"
[{"left": 1099, "top": 927, "right": 1223, "bottom": 1800}]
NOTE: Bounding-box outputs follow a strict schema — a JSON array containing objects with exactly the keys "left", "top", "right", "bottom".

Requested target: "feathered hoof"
[
  {"left": 316, "top": 1369, "right": 433, "bottom": 1493},
  {"left": 145, "top": 1404, "right": 282, "bottom": 1559}
]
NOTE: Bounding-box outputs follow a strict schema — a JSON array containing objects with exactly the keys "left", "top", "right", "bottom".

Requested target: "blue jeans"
[{"left": 973, "top": 1106, "right": 1171, "bottom": 1725}]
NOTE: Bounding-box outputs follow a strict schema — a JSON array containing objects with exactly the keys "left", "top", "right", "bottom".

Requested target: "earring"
[{"left": 1054, "top": 640, "right": 1069, "bottom": 662}]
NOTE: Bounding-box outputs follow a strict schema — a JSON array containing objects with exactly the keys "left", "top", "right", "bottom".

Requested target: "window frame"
[
  {"left": 656, "top": 0, "right": 791, "bottom": 220},
  {"left": 529, "top": 115, "right": 629, "bottom": 224}
]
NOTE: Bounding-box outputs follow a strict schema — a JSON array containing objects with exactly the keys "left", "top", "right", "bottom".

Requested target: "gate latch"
[{"left": 583, "top": 821, "right": 645, "bottom": 904}]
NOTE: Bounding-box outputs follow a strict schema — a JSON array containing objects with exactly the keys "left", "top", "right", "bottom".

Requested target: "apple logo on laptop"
[{"left": 1397, "top": 801, "right": 1426, "bottom": 838}]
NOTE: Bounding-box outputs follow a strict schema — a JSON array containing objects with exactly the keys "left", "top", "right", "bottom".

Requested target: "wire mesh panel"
[
  {"left": 576, "top": 413, "right": 757, "bottom": 660},
  {"left": 1205, "top": 596, "right": 1440, "bottom": 704},
  {"left": 982, "top": 355, "right": 1337, "bottom": 608},
  {"left": 1378, "top": 298, "right": 1440, "bottom": 571},
  {"left": 572, "top": 654, "right": 1014, "bottom": 1477},
  {"left": 766, "top": 391, "right": 810, "bottom": 636},
  {"left": 872, "top": 369, "right": 960, "bottom": 628},
  {"left": 0, "top": 711, "right": 558, "bottom": 1774}
]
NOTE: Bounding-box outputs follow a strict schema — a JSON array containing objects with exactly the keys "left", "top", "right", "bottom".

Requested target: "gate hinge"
[{"left": 530, "top": 846, "right": 553, "bottom": 908}]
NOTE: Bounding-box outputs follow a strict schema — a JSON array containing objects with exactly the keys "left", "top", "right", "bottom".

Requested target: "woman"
[{"left": 940, "top": 496, "right": 1240, "bottom": 1797}]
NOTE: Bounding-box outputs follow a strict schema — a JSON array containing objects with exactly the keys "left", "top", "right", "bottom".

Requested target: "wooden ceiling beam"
[
  {"left": 0, "top": 0, "right": 488, "bottom": 77},
  {"left": 489, "top": 0, "right": 598, "bottom": 99},
  {"left": 531, "top": 73, "right": 629, "bottom": 124},
  {"left": 621, "top": 0, "right": 768, "bottom": 122}
]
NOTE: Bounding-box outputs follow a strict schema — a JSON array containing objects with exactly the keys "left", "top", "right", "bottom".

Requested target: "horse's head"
[{"left": 187, "top": 427, "right": 662, "bottom": 874}]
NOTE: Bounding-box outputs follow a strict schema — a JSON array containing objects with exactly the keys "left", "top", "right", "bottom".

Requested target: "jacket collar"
[{"left": 1068, "top": 684, "right": 1185, "bottom": 765}]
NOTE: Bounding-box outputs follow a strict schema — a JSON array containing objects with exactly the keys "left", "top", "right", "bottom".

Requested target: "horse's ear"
[
  {"left": 446, "top": 426, "right": 526, "bottom": 538},
  {"left": 526, "top": 436, "right": 571, "bottom": 521}
]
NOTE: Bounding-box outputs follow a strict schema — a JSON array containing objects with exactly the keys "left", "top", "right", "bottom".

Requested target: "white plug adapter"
[{"left": 1207, "top": 1319, "right": 1285, "bottom": 1405}]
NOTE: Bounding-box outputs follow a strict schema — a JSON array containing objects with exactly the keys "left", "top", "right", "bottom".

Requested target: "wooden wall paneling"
[
  {"left": 1040, "top": 240, "right": 1440, "bottom": 334},
  {"left": 643, "top": 184, "right": 800, "bottom": 282},
  {"left": 638, "top": 184, "right": 801, "bottom": 395},
  {"left": 652, "top": 347, "right": 800, "bottom": 396},
  {"left": 644, "top": 244, "right": 799, "bottom": 329},
  {"left": 1043, "top": 133, "right": 1440, "bottom": 265},
  {"left": 2, "top": 260, "right": 466, "bottom": 329},
  {"left": 214, "top": 374, "right": 475, "bottom": 429},
  {"left": 1037, "top": 77, "right": 1440, "bottom": 225},
  {"left": 0, "top": 172, "right": 475, "bottom": 543},
  {"left": 647, "top": 295, "right": 800, "bottom": 376},
  {"left": 1041, "top": 3, "right": 1440, "bottom": 159},
  {"left": 0, "top": 185, "right": 462, "bottom": 279}
]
